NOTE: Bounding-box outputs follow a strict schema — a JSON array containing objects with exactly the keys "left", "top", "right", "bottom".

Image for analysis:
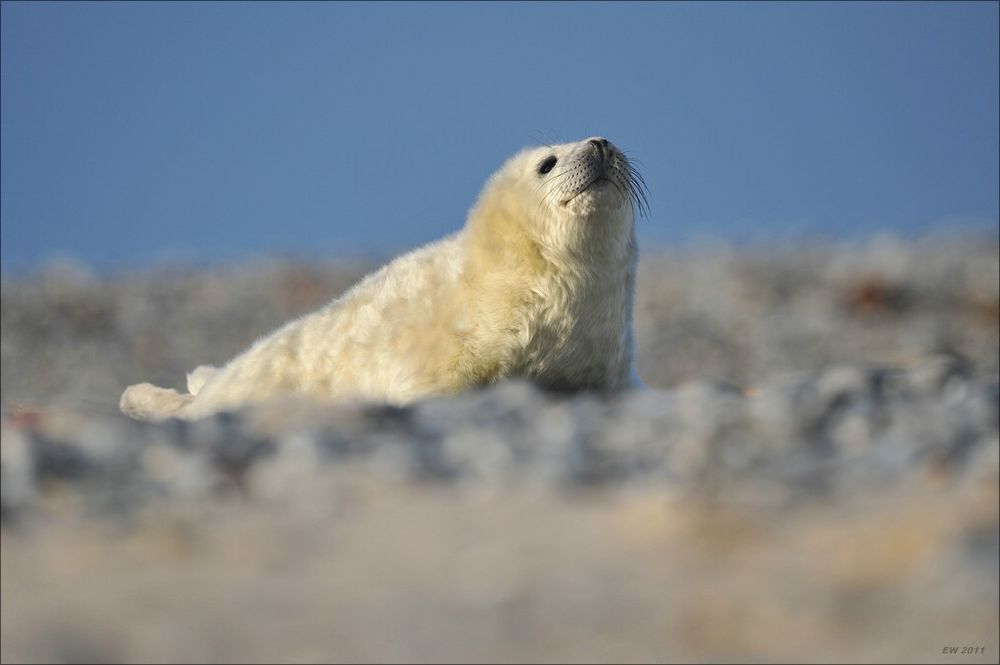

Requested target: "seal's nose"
[{"left": 586, "top": 137, "right": 613, "bottom": 163}]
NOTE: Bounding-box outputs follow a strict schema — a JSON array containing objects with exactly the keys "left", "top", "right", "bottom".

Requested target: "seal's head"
[
  {"left": 534, "top": 137, "right": 648, "bottom": 220},
  {"left": 468, "top": 137, "right": 648, "bottom": 265}
]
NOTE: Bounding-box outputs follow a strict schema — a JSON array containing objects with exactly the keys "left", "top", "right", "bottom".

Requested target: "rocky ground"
[{"left": 1, "top": 233, "right": 998, "bottom": 663}]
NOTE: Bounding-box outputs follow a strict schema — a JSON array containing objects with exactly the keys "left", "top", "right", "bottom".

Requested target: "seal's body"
[{"left": 121, "top": 137, "right": 647, "bottom": 421}]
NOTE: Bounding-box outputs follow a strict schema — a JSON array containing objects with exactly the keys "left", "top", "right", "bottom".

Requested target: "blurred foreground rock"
[{"left": 2, "top": 367, "right": 998, "bottom": 663}]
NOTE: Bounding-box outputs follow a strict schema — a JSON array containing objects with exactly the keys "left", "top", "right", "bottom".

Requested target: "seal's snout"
[
  {"left": 586, "top": 137, "right": 613, "bottom": 163},
  {"left": 588, "top": 137, "right": 610, "bottom": 152},
  {"left": 539, "top": 136, "right": 646, "bottom": 218}
]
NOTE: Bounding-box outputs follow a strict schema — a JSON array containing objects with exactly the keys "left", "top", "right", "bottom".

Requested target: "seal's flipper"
[{"left": 120, "top": 383, "right": 193, "bottom": 422}]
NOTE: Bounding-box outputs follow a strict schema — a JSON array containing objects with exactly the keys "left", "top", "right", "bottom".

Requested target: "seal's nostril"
[{"left": 588, "top": 139, "right": 612, "bottom": 160}]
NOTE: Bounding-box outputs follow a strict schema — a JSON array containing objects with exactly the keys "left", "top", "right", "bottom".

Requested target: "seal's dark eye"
[{"left": 538, "top": 156, "right": 557, "bottom": 175}]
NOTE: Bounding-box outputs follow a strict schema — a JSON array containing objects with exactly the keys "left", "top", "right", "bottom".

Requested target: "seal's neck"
[
  {"left": 460, "top": 205, "right": 637, "bottom": 391},
  {"left": 464, "top": 192, "right": 635, "bottom": 284}
]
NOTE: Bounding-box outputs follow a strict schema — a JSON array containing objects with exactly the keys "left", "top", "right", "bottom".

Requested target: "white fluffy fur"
[{"left": 121, "top": 137, "right": 640, "bottom": 421}]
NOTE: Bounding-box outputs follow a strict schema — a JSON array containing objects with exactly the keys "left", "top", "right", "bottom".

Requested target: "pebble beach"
[{"left": 1, "top": 233, "right": 998, "bottom": 663}]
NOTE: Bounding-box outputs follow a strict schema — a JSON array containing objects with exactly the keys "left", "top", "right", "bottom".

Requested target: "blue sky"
[{"left": 2, "top": 1, "right": 998, "bottom": 271}]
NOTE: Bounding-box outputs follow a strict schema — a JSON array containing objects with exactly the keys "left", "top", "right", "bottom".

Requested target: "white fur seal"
[{"left": 121, "top": 137, "right": 648, "bottom": 421}]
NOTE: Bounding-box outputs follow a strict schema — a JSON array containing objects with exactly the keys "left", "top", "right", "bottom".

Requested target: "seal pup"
[{"left": 121, "top": 137, "right": 648, "bottom": 421}]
